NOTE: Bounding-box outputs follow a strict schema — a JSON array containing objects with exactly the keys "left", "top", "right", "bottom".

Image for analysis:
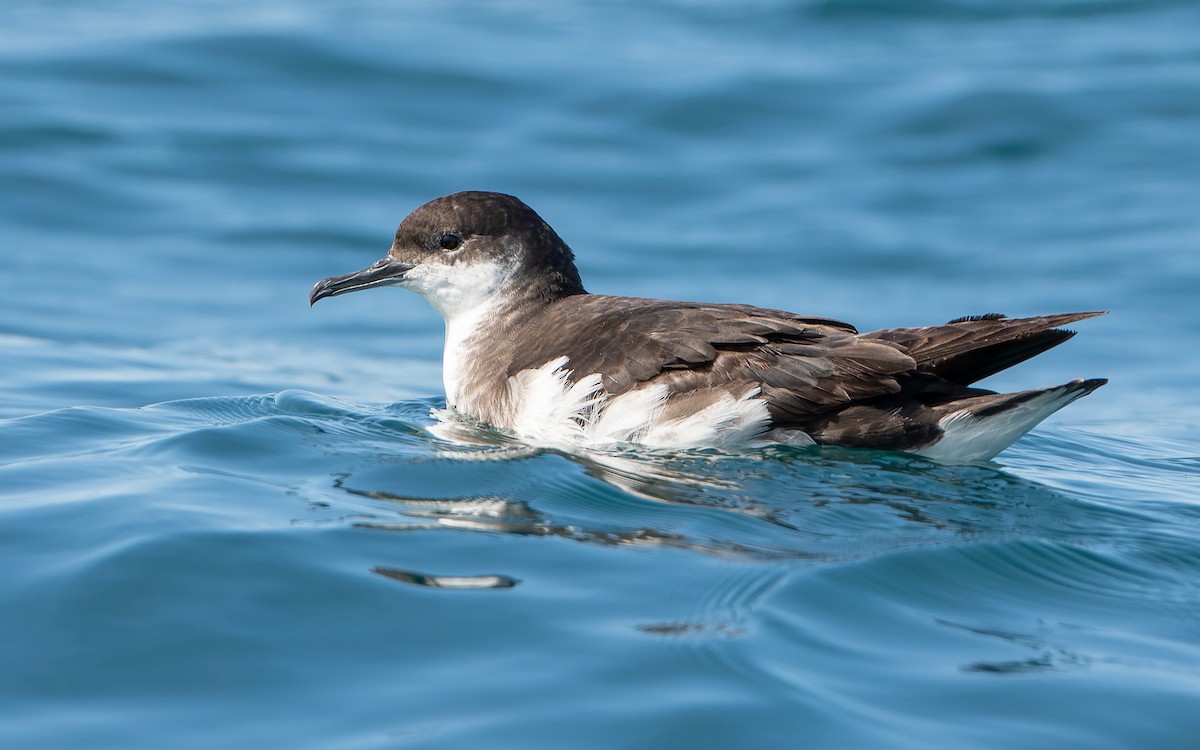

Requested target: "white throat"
[{"left": 400, "top": 258, "right": 516, "bottom": 407}]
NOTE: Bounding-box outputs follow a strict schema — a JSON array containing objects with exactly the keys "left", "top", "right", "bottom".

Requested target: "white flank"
[
  {"left": 507, "top": 356, "right": 606, "bottom": 444},
  {"left": 504, "top": 358, "right": 774, "bottom": 450},
  {"left": 912, "top": 384, "right": 1091, "bottom": 463},
  {"left": 638, "top": 389, "right": 772, "bottom": 449}
]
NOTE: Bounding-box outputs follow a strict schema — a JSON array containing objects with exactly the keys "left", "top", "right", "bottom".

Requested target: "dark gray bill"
[{"left": 309, "top": 259, "right": 414, "bottom": 306}]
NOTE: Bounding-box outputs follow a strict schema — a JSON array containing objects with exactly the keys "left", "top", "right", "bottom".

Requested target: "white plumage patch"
[
  {"left": 403, "top": 257, "right": 517, "bottom": 408},
  {"left": 507, "top": 356, "right": 605, "bottom": 443},
  {"left": 504, "top": 357, "right": 773, "bottom": 450},
  {"left": 912, "top": 383, "right": 1093, "bottom": 463}
]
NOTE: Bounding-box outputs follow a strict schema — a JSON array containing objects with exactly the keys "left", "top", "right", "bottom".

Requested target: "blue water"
[{"left": 3, "top": 1, "right": 1200, "bottom": 747}]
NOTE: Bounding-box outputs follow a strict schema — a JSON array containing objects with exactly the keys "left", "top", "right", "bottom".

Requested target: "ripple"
[
  {"left": 146, "top": 393, "right": 281, "bottom": 426},
  {"left": 940, "top": 619, "right": 1091, "bottom": 675},
  {"left": 843, "top": 536, "right": 1200, "bottom": 629},
  {"left": 0, "top": 404, "right": 178, "bottom": 466},
  {"left": 636, "top": 565, "right": 787, "bottom": 641},
  {"left": 802, "top": 0, "right": 1191, "bottom": 20}
]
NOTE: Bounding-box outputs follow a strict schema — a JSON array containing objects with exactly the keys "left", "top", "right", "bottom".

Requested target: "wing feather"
[
  {"left": 864, "top": 311, "right": 1106, "bottom": 385},
  {"left": 506, "top": 295, "right": 912, "bottom": 425}
]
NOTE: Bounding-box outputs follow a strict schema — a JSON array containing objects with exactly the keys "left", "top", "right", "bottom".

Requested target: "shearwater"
[{"left": 310, "top": 191, "right": 1105, "bottom": 461}]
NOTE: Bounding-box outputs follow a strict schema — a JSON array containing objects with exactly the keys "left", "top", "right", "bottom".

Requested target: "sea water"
[{"left": 2, "top": 2, "right": 1199, "bottom": 748}]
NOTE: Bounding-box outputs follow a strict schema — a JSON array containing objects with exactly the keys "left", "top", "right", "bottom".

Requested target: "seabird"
[{"left": 310, "top": 191, "right": 1106, "bottom": 462}]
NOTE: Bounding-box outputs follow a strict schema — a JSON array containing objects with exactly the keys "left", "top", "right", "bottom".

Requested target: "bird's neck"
[{"left": 439, "top": 288, "right": 584, "bottom": 413}]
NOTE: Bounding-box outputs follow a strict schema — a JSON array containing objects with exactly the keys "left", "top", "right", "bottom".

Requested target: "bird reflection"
[
  {"left": 371, "top": 567, "right": 518, "bottom": 590},
  {"left": 338, "top": 477, "right": 765, "bottom": 558},
  {"left": 428, "top": 406, "right": 759, "bottom": 507}
]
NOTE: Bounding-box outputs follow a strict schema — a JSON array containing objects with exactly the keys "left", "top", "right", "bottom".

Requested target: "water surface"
[{"left": 2, "top": 2, "right": 1199, "bottom": 748}]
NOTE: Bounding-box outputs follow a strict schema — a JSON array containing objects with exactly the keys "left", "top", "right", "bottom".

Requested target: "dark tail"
[{"left": 864, "top": 312, "right": 1105, "bottom": 386}]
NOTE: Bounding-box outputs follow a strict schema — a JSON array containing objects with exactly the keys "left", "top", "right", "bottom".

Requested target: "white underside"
[
  {"left": 910, "top": 384, "right": 1090, "bottom": 463},
  {"left": 503, "top": 357, "right": 776, "bottom": 450},
  {"left": 488, "top": 359, "right": 1086, "bottom": 459}
]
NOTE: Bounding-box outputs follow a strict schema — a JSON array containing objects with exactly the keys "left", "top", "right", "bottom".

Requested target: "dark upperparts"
[{"left": 498, "top": 297, "right": 1105, "bottom": 447}]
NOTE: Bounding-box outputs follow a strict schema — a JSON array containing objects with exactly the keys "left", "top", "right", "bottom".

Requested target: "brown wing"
[
  {"left": 506, "top": 295, "right": 916, "bottom": 421},
  {"left": 863, "top": 311, "right": 1106, "bottom": 385}
]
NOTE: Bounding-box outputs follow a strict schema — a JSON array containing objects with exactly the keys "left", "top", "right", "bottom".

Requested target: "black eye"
[{"left": 439, "top": 233, "right": 462, "bottom": 251}]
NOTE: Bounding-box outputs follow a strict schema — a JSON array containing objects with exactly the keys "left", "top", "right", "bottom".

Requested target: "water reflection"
[
  {"left": 320, "top": 410, "right": 1090, "bottom": 572},
  {"left": 372, "top": 567, "right": 518, "bottom": 590},
  {"left": 338, "top": 478, "right": 768, "bottom": 559},
  {"left": 937, "top": 619, "right": 1090, "bottom": 675}
]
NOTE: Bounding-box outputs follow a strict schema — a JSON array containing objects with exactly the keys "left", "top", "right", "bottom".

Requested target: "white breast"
[
  {"left": 401, "top": 258, "right": 515, "bottom": 408},
  {"left": 441, "top": 302, "right": 493, "bottom": 408}
]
